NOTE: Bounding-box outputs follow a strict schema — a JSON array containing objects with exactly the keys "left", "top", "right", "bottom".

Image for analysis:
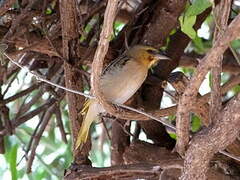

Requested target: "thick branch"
[
  {"left": 60, "top": 0, "right": 90, "bottom": 163},
  {"left": 176, "top": 14, "right": 240, "bottom": 156},
  {"left": 179, "top": 54, "right": 240, "bottom": 75},
  {"left": 210, "top": 0, "right": 231, "bottom": 123},
  {"left": 181, "top": 93, "right": 240, "bottom": 180},
  {"left": 91, "top": 0, "right": 122, "bottom": 117},
  {"left": 64, "top": 163, "right": 163, "bottom": 180}
]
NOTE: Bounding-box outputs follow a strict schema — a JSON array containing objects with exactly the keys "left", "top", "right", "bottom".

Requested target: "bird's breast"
[{"left": 100, "top": 60, "right": 147, "bottom": 104}]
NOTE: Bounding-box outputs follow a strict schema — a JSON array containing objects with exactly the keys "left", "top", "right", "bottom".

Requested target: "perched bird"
[{"left": 76, "top": 45, "right": 170, "bottom": 149}]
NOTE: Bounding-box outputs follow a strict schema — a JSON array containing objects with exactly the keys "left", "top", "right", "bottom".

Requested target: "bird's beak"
[{"left": 154, "top": 54, "right": 171, "bottom": 61}]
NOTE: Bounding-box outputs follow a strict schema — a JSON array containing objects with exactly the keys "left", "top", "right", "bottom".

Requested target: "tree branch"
[
  {"left": 181, "top": 93, "right": 240, "bottom": 180},
  {"left": 26, "top": 104, "right": 56, "bottom": 173},
  {"left": 176, "top": 13, "right": 240, "bottom": 156},
  {"left": 210, "top": 0, "right": 231, "bottom": 124},
  {"left": 91, "top": 0, "right": 120, "bottom": 113},
  {"left": 60, "top": 0, "right": 90, "bottom": 164},
  {"left": 64, "top": 163, "right": 163, "bottom": 180}
]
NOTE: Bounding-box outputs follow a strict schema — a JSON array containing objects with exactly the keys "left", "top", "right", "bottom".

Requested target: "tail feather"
[
  {"left": 80, "top": 99, "right": 91, "bottom": 115},
  {"left": 76, "top": 100, "right": 100, "bottom": 149}
]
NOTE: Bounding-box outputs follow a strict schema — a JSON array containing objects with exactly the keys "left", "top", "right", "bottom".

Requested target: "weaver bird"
[{"left": 76, "top": 45, "right": 170, "bottom": 149}]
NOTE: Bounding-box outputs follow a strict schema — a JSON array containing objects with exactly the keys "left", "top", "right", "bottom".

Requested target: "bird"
[{"left": 76, "top": 45, "right": 170, "bottom": 149}]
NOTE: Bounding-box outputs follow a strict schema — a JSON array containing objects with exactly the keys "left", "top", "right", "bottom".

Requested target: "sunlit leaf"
[
  {"left": 179, "top": 15, "right": 197, "bottom": 39},
  {"left": 185, "top": 0, "right": 212, "bottom": 17},
  {"left": 169, "top": 133, "right": 177, "bottom": 140},
  {"left": 179, "top": 0, "right": 212, "bottom": 39}
]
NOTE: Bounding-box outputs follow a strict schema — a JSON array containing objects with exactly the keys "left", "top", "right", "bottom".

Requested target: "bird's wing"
[
  {"left": 80, "top": 99, "right": 91, "bottom": 115},
  {"left": 102, "top": 53, "right": 130, "bottom": 75}
]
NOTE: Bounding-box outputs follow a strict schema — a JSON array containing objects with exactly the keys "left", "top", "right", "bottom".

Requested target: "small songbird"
[{"left": 76, "top": 45, "right": 170, "bottom": 149}]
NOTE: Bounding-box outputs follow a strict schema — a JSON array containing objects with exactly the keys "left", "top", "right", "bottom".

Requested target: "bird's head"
[{"left": 127, "top": 45, "right": 170, "bottom": 69}]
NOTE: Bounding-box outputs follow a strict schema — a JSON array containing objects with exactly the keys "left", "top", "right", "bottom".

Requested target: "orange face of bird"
[{"left": 127, "top": 45, "right": 170, "bottom": 69}]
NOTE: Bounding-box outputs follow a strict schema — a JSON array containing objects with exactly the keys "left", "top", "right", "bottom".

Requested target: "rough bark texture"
[
  {"left": 176, "top": 13, "right": 240, "bottom": 156},
  {"left": 181, "top": 93, "right": 240, "bottom": 179},
  {"left": 60, "top": 0, "right": 91, "bottom": 164},
  {"left": 210, "top": 0, "right": 231, "bottom": 124}
]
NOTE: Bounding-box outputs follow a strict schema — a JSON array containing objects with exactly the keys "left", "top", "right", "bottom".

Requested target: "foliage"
[{"left": 179, "top": 0, "right": 212, "bottom": 39}]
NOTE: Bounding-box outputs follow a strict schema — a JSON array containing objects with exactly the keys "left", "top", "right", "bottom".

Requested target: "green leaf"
[
  {"left": 191, "top": 114, "right": 202, "bottom": 132},
  {"left": 179, "top": 0, "right": 212, "bottom": 39},
  {"left": 8, "top": 144, "right": 18, "bottom": 180},
  {"left": 231, "top": 40, "right": 240, "bottom": 49},
  {"left": 168, "top": 115, "right": 176, "bottom": 122},
  {"left": 114, "top": 21, "right": 125, "bottom": 33},
  {"left": 169, "top": 133, "right": 177, "bottom": 140},
  {"left": 45, "top": 8, "right": 52, "bottom": 15},
  {"left": 192, "top": 36, "right": 205, "bottom": 53},
  {"left": 180, "top": 67, "right": 194, "bottom": 76},
  {"left": 209, "top": 72, "right": 213, "bottom": 88},
  {"left": 82, "top": 65, "right": 88, "bottom": 71},
  {"left": 179, "top": 15, "right": 197, "bottom": 39},
  {"left": 185, "top": 0, "right": 212, "bottom": 17},
  {"left": 232, "top": 85, "right": 240, "bottom": 94}
]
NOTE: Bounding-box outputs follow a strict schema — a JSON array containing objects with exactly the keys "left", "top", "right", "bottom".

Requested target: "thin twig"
[
  {"left": 179, "top": 54, "right": 240, "bottom": 75},
  {"left": 0, "top": 119, "right": 5, "bottom": 154},
  {"left": 0, "top": 97, "right": 57, "bottom": 136},
  {"left": 3, "top": 52, "right": 92, "bottom": 99},
  {"left": 26, "top": 104, "right": 56, "bottom": 173},
  {"left": 55, "top": 104, "right": 68, "bottom": 144},
  {"left": 100, "top": 117, "right": 111, "bottom": 141},
  {"left": 15, "top": 133, "right": 60, "bottom": 177},
  {"left": 15, "top": 89, "right": 44, "bottom": 118},
  {"left": 116, "top": 119, "right": 135, "bottom": 138},
  {"left": 0, "top": 105, "right": 13, "bottom": 135},
  {"left": 25, "top": 111, "right": 46, "bottom": 159},
  {"left": 2, "top": 82, "right": 42, "bottom": 104},
  {"left": 2, "top": 71, "right": 19, "bottom": 97},
  {"left": 219, "top": 150, "right": 240, "bottom": 162},
  {"left": 229, "top": 45, "right": 240, "bottom": 66}
]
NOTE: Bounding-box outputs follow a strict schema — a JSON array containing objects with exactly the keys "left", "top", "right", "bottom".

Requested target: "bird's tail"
[{"left": 75, "top": 99, "right": 100, "bottom": 150}]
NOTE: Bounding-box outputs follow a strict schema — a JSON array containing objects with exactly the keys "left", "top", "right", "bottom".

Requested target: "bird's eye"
[{"left": 147, "top": 49, "right": 157, "bottom": 55}]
